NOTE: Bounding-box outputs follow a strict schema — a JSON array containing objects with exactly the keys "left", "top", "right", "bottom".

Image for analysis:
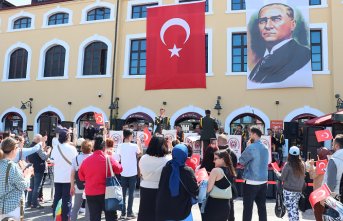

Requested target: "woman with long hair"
[
  {"left": 274, "top": 146, "right": 305, "bottom": 221},
  {"left": 137, "top": 135, "right": 171, "bottom": 221},
  {"left": 200, "top": 142, "right": 219, "bottom": 173},
  {"left": 203, "top": 150, "right": 237, "bottom": 221}
]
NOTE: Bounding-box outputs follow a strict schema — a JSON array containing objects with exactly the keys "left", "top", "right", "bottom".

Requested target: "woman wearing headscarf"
[{"left": 155, "top": 144, "right": 199, "bottom": 221}]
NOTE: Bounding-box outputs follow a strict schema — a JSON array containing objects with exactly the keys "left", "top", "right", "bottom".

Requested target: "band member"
[{"left": 154, "top": 108, "right": 170, "bottom": 134}]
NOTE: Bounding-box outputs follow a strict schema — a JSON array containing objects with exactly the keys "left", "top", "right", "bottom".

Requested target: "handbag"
[
  {"left": 104, "top": 156, "right": 123, "bottom": 212},
  {"left": 274, "top": 180, "right": 286, "bottom": 218},
  {"left": 74, "top": 156, "right": 85, "bottom": 190},
  {"left": 209, "top": 168, "right": 232, "bottom": 199}
]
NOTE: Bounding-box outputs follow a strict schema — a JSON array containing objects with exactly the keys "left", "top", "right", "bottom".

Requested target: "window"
[
  {"left": 48, "top": 13, "right": 69, "bottom": 25},
  {"left": 232, "top": 0, "right": 245, "bottom": 10},
  {"left": 9, "top": 49, "right": 28, "bottom": 79},
  {"left": 205, "top": 34, "right": 208, "bottom": 73},
  {"left": 310, "top": 30, "right": 322, "bottom": 71},
  {"left": 179, "top": 0, "right": 209, "bottom": 12},
  {"left": 131, "top": 3, "right": 158, "bottom": 19},
  {"left": 232, "top": 33, "right": 247, "bottom": 72},
  {"left": 87, "top": 7, "right": 110, "bottom": 21},
  {"left": 13, "top": 17, "right": 31, "bottom": 29},
  {"left": 83, "top": 42, "right": 108, "bottom": 76},
  {"left": 44, "top": 46, "right": 66, "bottom": 77},
  {"left": 129, "top": 39, "right": 146, "bottom": 75},
  {"left": 309, "top": 0, "right": 321, "bottom": 5}
]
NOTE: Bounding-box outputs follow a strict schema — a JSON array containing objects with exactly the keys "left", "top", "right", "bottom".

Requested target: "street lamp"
[
  {"left": 20, "top": 98, "right": 33, "bottom": 114},
  {"left": 335, "top": 94, "right": 343, "bottom": 111},
  {"left": 109, "top": 97, "right": 119, "bottom": 129},
  {"left": 214, "top": 96, "right": 222, "bottom": 115}
]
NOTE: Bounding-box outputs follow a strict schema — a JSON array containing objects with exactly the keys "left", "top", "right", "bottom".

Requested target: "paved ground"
[{"left": 24, "top": 179, "right": 316, "bottom": 221}]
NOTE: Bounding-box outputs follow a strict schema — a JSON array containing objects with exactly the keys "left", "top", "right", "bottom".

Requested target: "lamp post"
[
  {"left": 109, "top": 97, "right": 119, "bottom": 130},
  {"left": 335, "top": 94, "right": 343, "bottom": 111},
  {"left": 214, "top": 96, "right": 222, "bottom": 115},
  {"left": 20, "top": 98, "right": 33, "bottom": 114}
]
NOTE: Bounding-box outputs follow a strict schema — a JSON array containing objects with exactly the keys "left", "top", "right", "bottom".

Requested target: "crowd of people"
[{"left": 0, "top": 109, "right": 343, "bottom": 221}]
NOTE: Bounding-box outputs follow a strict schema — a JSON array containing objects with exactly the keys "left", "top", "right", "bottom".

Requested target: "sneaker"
[
  {"left": 79, "top": 208, "right": 85, "bottom": 214},
  {"left": 118, "top": 215, "right": 126, "bottom": 220},
  {"left": 126, "top": 213, "right": 137, "bottom": 219}
]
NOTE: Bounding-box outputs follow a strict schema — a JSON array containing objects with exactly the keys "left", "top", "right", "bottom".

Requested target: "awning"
[{"left": 305, "top": 111, "right": 343, "bottom": 126}]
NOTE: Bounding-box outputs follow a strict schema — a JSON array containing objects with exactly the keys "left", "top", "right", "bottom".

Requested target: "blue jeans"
[
  {"left": 27, "top": 172, "right": 44, "bottom": 207},
  {"left": 121, "top": 176, "right": 137, "bottom": 215},
  {"left": 53, "top": 183, "right": 71, "bottom": 221}
]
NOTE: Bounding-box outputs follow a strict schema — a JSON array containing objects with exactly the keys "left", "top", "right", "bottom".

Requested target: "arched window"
[
  {"left": 230, "top": 113, "right": 265, "bottom": 135},
  {"left": 44, "top": 45, "right": 66, "bottom": 77},
  {"left": 9, "top": 48, "right": 28, "bottom": 79},
  {"left": 87, "top": 7, "right": 110, "bottom": 21},
  {"left": 48, "top": 13, "right": 69, "bottom": 25},
  {"left": 13, "top": 17, "right": 31, "bottom": 29},
  {"left": 83, "top": 42, "right": 108, "bottom": 76}
]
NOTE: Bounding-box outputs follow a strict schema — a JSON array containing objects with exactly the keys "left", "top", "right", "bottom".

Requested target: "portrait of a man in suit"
[{"left": 247, "top": 2, "right": 312, "bottom": 89}]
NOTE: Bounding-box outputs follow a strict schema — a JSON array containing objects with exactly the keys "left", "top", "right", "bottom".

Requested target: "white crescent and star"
[
  {"left": 160, "top": 18, "right": 191, "bottom": 58},
  {"left": 321, "top": 132, "right": 330, "bottom": 139},
  {"left": 96, "top": 115, "right": 103, "bottom": 123}
]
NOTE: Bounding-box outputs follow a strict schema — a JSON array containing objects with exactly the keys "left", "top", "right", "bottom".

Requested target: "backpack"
[{"left": 75, "top": 156, "right": 85, "bottom": 190}]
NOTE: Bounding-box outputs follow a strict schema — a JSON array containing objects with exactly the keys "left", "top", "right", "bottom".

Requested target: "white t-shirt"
[
  {"left": 72, "top": 153, "right": 92, "bottom": 193},
  {"left": 139, "top": 154, "right": 172, "bottom": 189},
  {"left": 117, "top": 142, "right": 140, "bottom": 177},
  {"left": 51, "top": 142, "right": 78, "bottom": 183},
  {"left": 52, "top": 137, "right": 59, "bottom": 149}
]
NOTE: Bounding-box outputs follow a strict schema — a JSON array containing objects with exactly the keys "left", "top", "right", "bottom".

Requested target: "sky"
[{"left": 7, "top": 0, "right": 31, "bottom": 6}]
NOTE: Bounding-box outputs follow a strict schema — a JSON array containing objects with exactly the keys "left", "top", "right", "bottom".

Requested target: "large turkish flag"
[
  {"left": 146, "top": 2, "right": 206, "bottom": 90},
  {"left": 315, "top": 129, "right": 333, "bottom": 142},
  {"left": 309, "top": 184, "right": 331, "bottom": 208}
]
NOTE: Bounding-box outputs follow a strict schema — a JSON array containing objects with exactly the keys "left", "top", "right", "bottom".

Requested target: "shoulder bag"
[
  {"left": 104, "top": 156, "right": 123, "bottom": 212},
  {"left": 209, "top": 168, "right": 232, "bottom": 199},
  {"left": 179, "top": 177, "right": 198, "bottom": 205},
  {"left": 74, "top": 155, "right": 85, "bottom": 190},
  {"left": 57, "top": 145, "right": 71, "bottom": 165}
]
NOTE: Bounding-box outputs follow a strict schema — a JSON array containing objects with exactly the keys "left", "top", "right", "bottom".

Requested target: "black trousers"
[
  {"left": 138, "top": 187, "right": 157, "bottom": 221},
  {"left": 242, "top": 183, "right": 267, "bottom": 221},
  {"left": 86, "top": 194, "right": 118, "bottom": 221}
]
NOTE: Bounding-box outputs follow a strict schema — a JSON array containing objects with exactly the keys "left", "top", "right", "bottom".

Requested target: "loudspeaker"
[
  {"left": 284, "top": 122, "right": 299, "bottom": 139},
  {"left": 303, "top": 126, "right": 324, "bottom": 160},
  {"left": 39, "top": 116, "right": 58, "bottom": 136},
  {"left": 114, "top": 119, "right": 126, "bottom": 131},
  {"left": 333, "top": 123, "right": 343, "bottom": 137}
]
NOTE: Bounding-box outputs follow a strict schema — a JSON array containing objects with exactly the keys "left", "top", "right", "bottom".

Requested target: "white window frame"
[
  {"left": 2, "top": 42, "right": 32, "bottom": 82},
  {"left": 309, "top": 0, "right": 328, "bottom": 8},
  {"left": 77, "top": 34, "right": 112, "bottom": 79},
  {"left": 37, "top": 39, "right": 70, "bottom": 80},
  {"left": 310, "top": 23, "right": 329, "bottom": 75},
  {"left": 123, "top": 31, "right": 212, "bottom": 78},
  {"left": 8, "top": 11, "right": 35, "bottom": 32},
  {"left": 126, "top": 0, "right": 162, "bottom": 22},
  {"left": 42, "top": 7, "right": 73, "bottom": 28},
  {"left": 176, "top": 0, "right": 213, "bottom": 15},
  {"left": 81, "top": 1, "right": 115, "bottom": 24},
  {"left": 226, "top": 27, "right": 247, "bottom": 76}
]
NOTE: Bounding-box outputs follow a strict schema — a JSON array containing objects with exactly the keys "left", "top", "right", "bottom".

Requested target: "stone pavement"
[{"left": 24, "top": 180, "right": 316, "bottom": 221}]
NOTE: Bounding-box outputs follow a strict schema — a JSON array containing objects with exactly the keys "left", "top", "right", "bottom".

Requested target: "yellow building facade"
[{"left": 0, "top": 0, "right": 342, "bottom": 141}]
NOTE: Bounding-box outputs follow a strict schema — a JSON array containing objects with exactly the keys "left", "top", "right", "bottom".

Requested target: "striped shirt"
[{"left": 0, "top": 159, "right": 29, "bottom": 214}]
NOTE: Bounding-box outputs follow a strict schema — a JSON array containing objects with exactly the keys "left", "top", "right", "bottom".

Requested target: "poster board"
[
  {"left": 227, "top": 135, "right": 242, "bottom": 159},
  {"left": 261, "top": 135, "right": 272, "bottom": 164},
  {"left": 109, "top": 130, "right": 123, "bottom": 148}
]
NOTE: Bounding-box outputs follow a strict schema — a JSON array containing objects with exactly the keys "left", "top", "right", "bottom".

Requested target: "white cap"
[{"left": 289, "top": 146, "right": 300, "bottom": 156}]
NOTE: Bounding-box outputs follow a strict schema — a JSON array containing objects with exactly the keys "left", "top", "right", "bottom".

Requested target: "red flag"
[
  {"left": 316, "top": 159, "right": 328, "bottom": 175},
  {"left": 94, "top": 112, "right": 104, "bottom": 125},
  {"left": 190, "top": 154, "right": 200, "bottom": 167},
  {"left": 146, "top": 2, "right": 206, "bottom": 90},
  {"left": 143, "top": 127, "right": 152, "bottom": 147},
  {"left": 195, "top": 168, "right": 209, "bottom": 183},
  {"left": 270, "top": 162, "right": 281, "bottom": 172},
  {"left": 315, "top": 129, "right": 333, "bottom": 142},
  {"left": 309, "top": 184, "right": 331, "bottom": 208}
]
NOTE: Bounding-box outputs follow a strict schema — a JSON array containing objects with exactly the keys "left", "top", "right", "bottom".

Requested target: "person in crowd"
[
  {"left": 154, "top": 108, "right": 170, "bottom": 134},
  {"left": 79, "top": 135, "right": 122, "bottom": 221},
  {"left": 273, "top": 146, "right": 305, "bottom": 221},
  {"left": 185, "top": 144, "right": 197, "bottom": 171},
  {"left": 171, "top": 139, "right": 180, "bottom": 147},
  {"left": 105, "top": 138, "right": 120, "bottom": 162},
  {"left": 200, "top": 141, "right": 219, "bottom": 173},
  {"left": 27, "top": 134, "right": 51, "bottom": 209},
  {"left": 203, "top": 150, "right": 237, "bottom": 221},
  {"left": 156, "top": 144, "right": 199, "bottom": 221},
  {"left": 0, "top": 137, "right": 33, "bottom": 220},
  {"left": 323, "top": 134, "right": 343, "bottom": 193},
  {"left": 137, "top": 135, "right": 171, "bottom": 221},
  {"left": 200, "top": 110, "right": 218, "bottom": 154},
  {"left": 234, "top": 124, "right": 243, "bottom": 135},
  {"left": 116, "top": 129, "right": 142, "bottom": 219},
  {"left": 13, "top": 135, "right": 45, "bottom": 164},
  {"left": 194, "top": 124, "right": 201, "bottom": 134},
  {"left": 70, "top": 140, "right": 93, "bottom": 221},
  {"left": 217, "top": 134, "right": 238, "bottom": 168},
  {"left": 242, "top": 125, "right": 250, "bottom": 151},
  {"left": 51, "top": 128, "right": 78, "bottom": 221},
  {"left": 307, "top": 147, "right": 331, "bottom": 221},
  {"left": 239, "top": 127, "right": 268, "bottom": 221},
  {"left": 176, "top": 124, "right": 184, "bottom": 142}
]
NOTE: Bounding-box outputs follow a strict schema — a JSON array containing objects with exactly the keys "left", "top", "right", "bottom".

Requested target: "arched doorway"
[
  {"left": 291, "top": 113, "right": 317, "bottom": 124},
  {"left": 76, "top": 112, "right": 100, "bottom": 140},
  {"left": 229, "top": 113, "right": 265, "bottom": 135},
  {"left": 1, "top": 112, "right": 23, "bottom": 135},
  {"left": 174, "top": 112, "right": 203, "bottom": 133},
  {"left": 125, "top": 112, "right": 154, "bottom": 131},
  {"left": 37, "top": 111, "right": 61, "bottom": 146}
]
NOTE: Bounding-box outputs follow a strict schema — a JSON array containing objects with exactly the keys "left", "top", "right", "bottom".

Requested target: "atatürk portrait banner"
[{"left": 246, "top": 0, "right": 313, "bottom": 89}]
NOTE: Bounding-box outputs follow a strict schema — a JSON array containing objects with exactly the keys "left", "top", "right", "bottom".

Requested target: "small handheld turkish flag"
[
  {"left": 143, "top": 127, "right": 152, "bottom": 147},
  {"left": 316, "top": 159, "right": 328, "bottom": 175},
  {"left": 94, "top": 112, "right": 104, "bottom": 125},
  {"left": 315, "top": 130, "right": 333, "bottom": 142},
  {"left": 146, "top": 2, "right": 206, "bottom": 90},
  {"left": 190, "top": 154, "right": 200, "bottom": 167},
  {"left": 309, "top": 184, "right": 331, "bottom": 208},
  {"left": 195, "top": 168, "right": 209, "bottom": 183}
]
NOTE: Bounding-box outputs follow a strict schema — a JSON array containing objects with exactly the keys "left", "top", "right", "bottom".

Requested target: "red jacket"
[{"left": 79, "top": 150, "right": 122, "bottom": 196}]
